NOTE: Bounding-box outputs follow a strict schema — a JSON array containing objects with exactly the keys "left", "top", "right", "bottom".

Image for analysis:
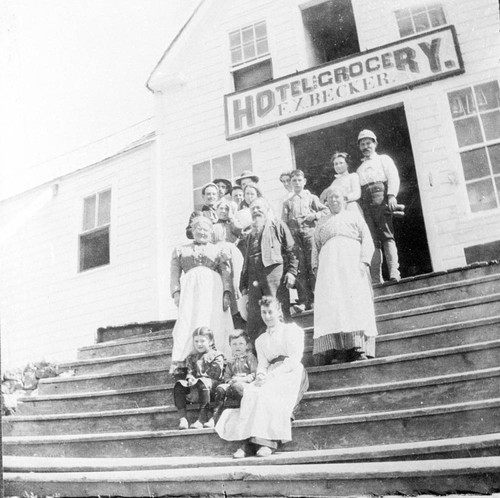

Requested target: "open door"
[{"left": 291, "top": 106, "right": 432, "bottom": 280}]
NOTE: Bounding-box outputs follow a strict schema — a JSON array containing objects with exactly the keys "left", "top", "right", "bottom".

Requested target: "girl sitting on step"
[
  {"left": 215, "top": 296, "right": 309, "bottom": 458},
  {"left": 173, "top": 326, "right": 224, "bottom": 430}
]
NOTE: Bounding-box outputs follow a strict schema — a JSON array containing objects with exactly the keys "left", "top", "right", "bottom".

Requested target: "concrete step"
[
  {"left": 6, "top": 433, "right": 500, "bottom": 472},
  {"left": 291, "top": 292, "right": 500, "bottom": 332},
  {"left": 5, "top": 456, "right": 500, "bottom": 497},
  {"left": 4, "top": 398, "right": 500, "bottom": 458},
  {"left": 19, "top": 340, "right": 500, "bottom": 415},
  {"left": 58, "top": 349, "right": 171, "bottom": 376},
  {"left": 377, "top": 293, "right": 500, "bottom": 334},
  {"left": 7, "top": 367, "right": 500, "bottom": 436},
  {"left": 35, "top": 337, "right": 500, "bottom": 403},
  {"left": 375, "top": 315, "right": 500, "bottom": 357},
  {"left": 77, "top": 331, "right": 171, "bottom": 360},
  {"left": 374, "top": 272, "right": 500, "bottom": 315},
  {"left": 96, "top": 320, "right": 174, "bottom": 343},
  {"left": 374, "top": 261, "right": 500, "bottom": 297}
]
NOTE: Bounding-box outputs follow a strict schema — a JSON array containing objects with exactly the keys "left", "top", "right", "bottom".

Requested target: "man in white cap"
[{"left": 356, "top": 129, "right": 402, "bottom": 283}]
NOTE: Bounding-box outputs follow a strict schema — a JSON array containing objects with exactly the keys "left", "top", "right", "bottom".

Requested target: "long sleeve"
[
  {"left": 279, "top": 222, "right": 298, "bottom": 276},
  {"left": 310, "top": 195, "right": 330, "bottom": 218},
  {"left": 217, "top": 247, "right": 234, "bottom": 294},
  {"left": 359, "top": 216, "right": 375, "bottom": 265},
  {"left": 347, "top": 174, "right": 361, "bottom": 202},
  {"left": 170, "top": 247, "right": 182, "bottom": 296},
  {"left": 311, "top": 228, "right": 321, "bottom": 272},
  {"left": 381, "top": 155, "right": 401, "bottom": 198},
  {"left": 255, "top": 339, "right": 270, "bottom": 377}
]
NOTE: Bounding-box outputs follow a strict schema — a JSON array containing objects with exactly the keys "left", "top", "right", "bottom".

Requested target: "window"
[
  {"left": 229, "top": 21, "right": 273, "bottom": 91},
  {"left": 79, "top": 189, "right": 111, "bottom": 271},
  {"left": 395, "top": 3, "right": 446, "bottom": 38},
  {"left": 301, "top": 0, "right": 359, "bottom": 67},
  {"left": 448, "top": 81, "right": 500, "bottom": 213},
  {"left": 192, "top": 149, "right": 252, "bottom": 207}
]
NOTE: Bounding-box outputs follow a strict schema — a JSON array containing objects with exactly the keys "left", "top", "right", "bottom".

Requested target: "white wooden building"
[{"left": 1, "top": 0, "right": 499, "bottom": 368}]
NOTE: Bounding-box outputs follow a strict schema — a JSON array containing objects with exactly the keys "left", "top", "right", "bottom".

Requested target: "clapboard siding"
[{"left": 0, "top": 142, "right": 158, "bottom": 367}]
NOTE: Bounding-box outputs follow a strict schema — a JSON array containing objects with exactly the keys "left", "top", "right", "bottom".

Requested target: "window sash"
[
  {"left": 448, "top": 80, "right": 500, "bottom": 213},
  {"left": 395, "top": 3, "right": 446, "bottom": 37},
  {"left": 229, "top": 21, "right": 269, "bottom": 67},
  {"left": 82, "top": 189, "right": 111, "bottom": 232}
]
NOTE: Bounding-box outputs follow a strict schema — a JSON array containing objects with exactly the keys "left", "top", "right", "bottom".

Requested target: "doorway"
[{"left": 290, "top": 106, "right": 433, "bottom": 279}]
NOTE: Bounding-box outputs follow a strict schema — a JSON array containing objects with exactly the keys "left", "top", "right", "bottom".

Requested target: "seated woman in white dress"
[
  {"left": 215, "top": 295, "right": 308, "bottom": 458},
  {"left": 312, "top": 186, "right": 377, "bottom": 364},
  {"left": 170, "top": 216, "right": 234, "bottom": 374}
]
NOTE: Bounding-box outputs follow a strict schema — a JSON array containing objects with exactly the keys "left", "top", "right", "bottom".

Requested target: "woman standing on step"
[
  {"left": 215, "top": 295, "right": 308, "bottom": 458},
  {"left": 170, "top": 216, "right": 234, "bottom": 373},
  {"left": 312, "top": 186, "right": 377, "bottom": 364}
]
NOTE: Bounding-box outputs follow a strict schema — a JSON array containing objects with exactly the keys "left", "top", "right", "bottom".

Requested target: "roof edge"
[{"left": 146, "top": 0, "right": 210, "bottom": 92}]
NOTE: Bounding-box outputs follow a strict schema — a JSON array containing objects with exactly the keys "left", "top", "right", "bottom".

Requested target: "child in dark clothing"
[
  {"left": 174, "top": 326, "right": 224, "bottom": 430},
  {"left": 213, "top": 330, "right": 257, "bottom": 422}
]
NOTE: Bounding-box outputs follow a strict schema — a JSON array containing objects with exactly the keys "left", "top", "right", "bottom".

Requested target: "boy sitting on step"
[
  {"left": 213, "top": 330, "right": 257, "bottom": 422},
  {"left": 174, "top": 326, "right": 224, "bottom": 430}
]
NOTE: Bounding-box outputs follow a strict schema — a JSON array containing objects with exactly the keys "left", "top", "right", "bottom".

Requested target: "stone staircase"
[{"left": 3, "top": 262, "right": 500, "bottom": 497}]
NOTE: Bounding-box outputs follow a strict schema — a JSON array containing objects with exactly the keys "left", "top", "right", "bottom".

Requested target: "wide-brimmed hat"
[
  {"left": 213, "top": 178, "right": 233, "bottom": 193},
  {"left": 235, "top": 170, "right": 259, "bottom": 186}
]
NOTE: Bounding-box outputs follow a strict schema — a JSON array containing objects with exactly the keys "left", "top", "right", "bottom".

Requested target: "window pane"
[
  {"left": 212, "top": 155, "right": 231, "bottom": 179},
  {"left": 429, "top": 6, "right": 446, "bottom": 27},
  {"left": 229, "top": 30, "right": 241, "bottom": 49},
  {"left": 474, "top": 81, "right": 500, "bottom": 111},
  {"left": 495, "top": 176, "right": 500, "bottom": 204},
  {"left": 481, "top": 110, "right": 500, "bottom": 141},
  {"left": 467, "top": 178, "right": 497, "bottom": 212},
  {"left": 232, "top": 149, "right": 252, "bottom": 177},
  {"left": 234, "top": 59, "right": 273, "bottom": 91},
  {"left": 413, "top": 12, "right": 430, "bottom": 32},
  {"left": 397, "top": 16, "right": 414, "bottom": 37},
  {"left": 410, "top": 5, "right": 427, "bottom": 15},
  {"left": 97, "top": 190, "right": 111, "bottom": 226},
  {"left": 454, "top": 116, "right": 483, "bottom": 147},
  {"left": 231, "top": 48, "right": 242, "bottom": 65},
  {"left": 243, "top": 42, "right": 256, "bottom": 60},
  {"left": 83, "top": 195, "right": 96, "bottom": 231},
  {"left": 448, "top": 88, "right": 476, "bottom": 118},
  {"left": 256, "top": 39, "right": 269, "bottom": 56},
  {"left": 395, "top": 8, "right": 410, "bottom": 19},
  {"left": 489, "top": 143, "right": 500, "bottom": 174},
  {"left": 193, "top": 188, "right": 203, "bottom": 210},
  {"left": 193, "top": 161, "right": 210, "bottom": 188},
  {"left": 80, "top": 228, "right": 110, "bottom": 271},
  {"left": 254, "top": 21, "right": 267, "bottom": 39},
  {"left": 241, "top": 26, "right": 254, "bottom": 44},
  {"left": 460, "top": 148, "right": 490, "bottom": 181}
]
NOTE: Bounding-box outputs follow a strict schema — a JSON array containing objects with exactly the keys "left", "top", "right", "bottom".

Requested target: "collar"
[{"left": 362, "top": 152, "right": 379, "bottom": 163}]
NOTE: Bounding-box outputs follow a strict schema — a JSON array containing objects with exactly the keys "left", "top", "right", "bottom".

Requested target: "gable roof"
[{"left": 146, "top": 0, "right": 215, "bottom": 92}]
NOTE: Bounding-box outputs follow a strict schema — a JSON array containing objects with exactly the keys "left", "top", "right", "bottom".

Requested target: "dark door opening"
[{"left": 291, "top": 106, "right": 433, "bottom": 280}]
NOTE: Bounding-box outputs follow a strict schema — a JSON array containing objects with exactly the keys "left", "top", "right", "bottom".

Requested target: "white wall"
[
  {"left": 0, "top": 141, "right": 159, "bottom": 368},
  {"left": 152, "top": 0, "right": 500, "bottom": 285}
]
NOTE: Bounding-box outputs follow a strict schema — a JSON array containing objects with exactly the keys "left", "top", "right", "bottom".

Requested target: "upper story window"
[
  {"left": 301, "top": 0, "right": 359, "bottom": 68},
  {"left": 79, "top": 189, "right": 111, "bottom": 271},
  {"left": 447, "top": 80, "right": 500, "bottom": 213},
  {"left": 229, "top": 21, "right": 273, "bottom": 91},
  {"left": 395, "top": 3, "right": 446, "bottom": 38},
  {"left": 192, "top": 149, "right": 252, "bottom": 208}
]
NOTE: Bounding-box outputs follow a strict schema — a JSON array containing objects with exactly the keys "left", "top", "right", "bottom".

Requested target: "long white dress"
[
  {"left": 312, "top": 210, "right": 377, "bottom": 355},
  {"left": 170, "top": 243, "right": 234, "bottom": 371},
  {"left": 215, "top": 322, "right": 305, "bottom": 444}
]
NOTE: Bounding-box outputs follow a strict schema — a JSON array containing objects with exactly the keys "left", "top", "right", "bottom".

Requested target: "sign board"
[{"left": 225, "top": 26, "right": 464, "bottom": 140}]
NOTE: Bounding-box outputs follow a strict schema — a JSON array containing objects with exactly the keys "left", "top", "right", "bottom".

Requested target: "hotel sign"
[{"left": 225, "top": 26, "right": 463, "bottom": 139}]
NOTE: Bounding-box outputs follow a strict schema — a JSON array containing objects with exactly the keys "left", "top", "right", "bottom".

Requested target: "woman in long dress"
[
  {"left": 170, "top": 216, "right": 234, "bottom": 373},
  {"left": 320, "top": 152, "right": 363, "bottom": 216},
  {"left": 215, "top": 295, "right": 308, "bottom": 458},
  {"left": 312, "top": 186, "right": 377, "bottom": 364}
]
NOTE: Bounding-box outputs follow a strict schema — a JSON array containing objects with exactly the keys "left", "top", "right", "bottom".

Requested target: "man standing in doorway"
[{"left": 356, "top": 129, "right": 403, "bottom": 284}]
